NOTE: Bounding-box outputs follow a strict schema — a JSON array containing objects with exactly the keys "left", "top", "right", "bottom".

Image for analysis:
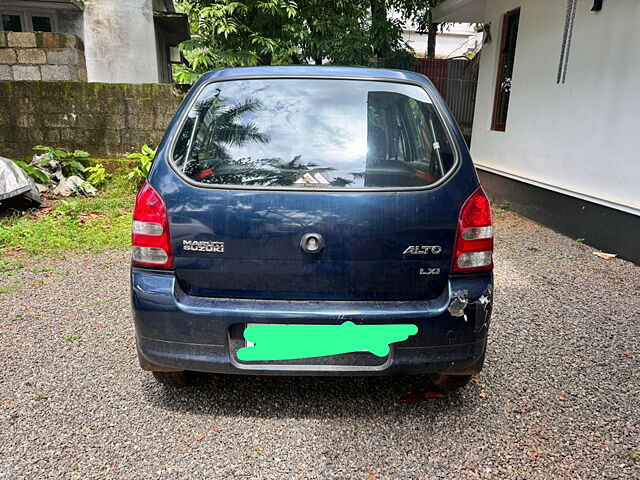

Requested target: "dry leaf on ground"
[{"left": 593, "top": 252, "right": 617, "bottom": 259}]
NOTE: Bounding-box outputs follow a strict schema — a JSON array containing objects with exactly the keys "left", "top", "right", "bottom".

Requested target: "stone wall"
[
  {"left": 0, "top": 32, "right": 87, "bottom": 82},
  {"left": 0, "top": 81, "right": 187, "bottom": 158}
]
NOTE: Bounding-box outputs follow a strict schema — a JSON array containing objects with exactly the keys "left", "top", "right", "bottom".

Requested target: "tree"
[
  {"left": 174, "top": 0, "right": 300, "bottom": 83},
  {"left": 392, "top": 0, "right": 446, "bottom": 59},
  {"left": 296, "top": 0, "right": 371, "bottom": 66},
  {"left": 368, "top": 0, "right": 416, "bottom": 68},
  {"left": 174, "top": 0, "right": 445, "bottom": 83}
]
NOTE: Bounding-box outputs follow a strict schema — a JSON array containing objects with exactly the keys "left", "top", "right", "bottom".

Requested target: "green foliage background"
[{"left": 174, "top": 0, "right": 444, "bottom": 83}]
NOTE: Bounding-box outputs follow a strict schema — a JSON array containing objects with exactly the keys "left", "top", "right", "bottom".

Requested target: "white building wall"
[
  {"left": 403, "top": 23, "right": 481, "bottom": 58},
  {"left": 83, "top": 0, "right": 159, "bottom": 83},
  {"left": 471, "top": 0, "right": 640, "bottom": 215}
]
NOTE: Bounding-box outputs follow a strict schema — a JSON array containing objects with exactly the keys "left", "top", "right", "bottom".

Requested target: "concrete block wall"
[
  {"left": 0, "top": 81, "right": 186, "bottom": 158},
  {"left": 0, "top": 32, "right": 87, "bottom": 82}
]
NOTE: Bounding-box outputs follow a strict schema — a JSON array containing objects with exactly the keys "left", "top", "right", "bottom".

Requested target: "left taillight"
[{"left": 131, "top": 181, "right": 174, "bottom": 269}]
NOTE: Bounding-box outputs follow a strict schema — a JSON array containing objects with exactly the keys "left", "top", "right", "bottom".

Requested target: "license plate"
[
  {"left": 245, "top": 323, "right": 293, "bottom": 347},
  {"left": 239, "top": 322, "right": 417, "bottom": 362}
]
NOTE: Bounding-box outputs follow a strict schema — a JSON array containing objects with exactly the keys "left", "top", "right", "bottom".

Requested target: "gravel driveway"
[{"left": 1, "top": 210, "right": 638, "bottom": 479}]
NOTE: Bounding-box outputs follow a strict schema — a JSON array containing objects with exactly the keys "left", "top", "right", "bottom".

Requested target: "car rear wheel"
[
  {"left": 429, "top": 373, "right": 473, "bottom": 390},
  {"left": 152, "top": 371, "right": 191, "bottom": 387}
]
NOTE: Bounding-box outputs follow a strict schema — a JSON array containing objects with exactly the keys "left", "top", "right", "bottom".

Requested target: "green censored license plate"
[{"left": 238, "top": 321, "right": 418, "bottom": 362}]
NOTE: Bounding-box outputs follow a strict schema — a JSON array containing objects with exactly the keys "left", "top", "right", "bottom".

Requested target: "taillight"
[
  {"left": 452, "top": 186, "right": 493, "bottom": 273},
  {"left": 131, "top": 181, "right": 174, "bottom": 269}
]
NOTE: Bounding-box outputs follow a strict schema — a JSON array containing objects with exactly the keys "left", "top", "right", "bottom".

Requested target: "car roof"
[{"left": 200, "top": 65, "right": 433, "bottom": 87}]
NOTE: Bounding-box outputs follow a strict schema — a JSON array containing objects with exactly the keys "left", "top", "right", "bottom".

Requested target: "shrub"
[
  {"left": 32, "top": 145, "right": 89, "bottom": 178},
  {"left": 13, "top": 159, "right": 50, "bottom": 184},
  {"left": 127, "top": 145, "right": 156, "bottom": 186},
  {"left": 84, "top": 164, "right": 111, "bottom": 189}
]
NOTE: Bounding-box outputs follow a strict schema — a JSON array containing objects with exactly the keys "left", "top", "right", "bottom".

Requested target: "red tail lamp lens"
[
  {"left": 131, "top": 181, "right": 173, "bottom": 269},
  {"left": 452, "top": 186, "right": 493, "bottom": 273}
]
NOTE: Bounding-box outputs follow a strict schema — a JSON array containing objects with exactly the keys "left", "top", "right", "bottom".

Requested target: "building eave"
[{"left": 432, "top": 0, "right": 486, "bottom": 22}]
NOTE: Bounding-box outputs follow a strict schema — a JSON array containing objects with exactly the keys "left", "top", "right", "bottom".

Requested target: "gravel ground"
[{"left": 0, "top": 210, "right": 638, "bottom": 479}]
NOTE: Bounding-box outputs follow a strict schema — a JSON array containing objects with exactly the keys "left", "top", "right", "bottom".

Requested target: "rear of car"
[{"left": 131, "top": 66, "right": 493, "bottom": 387}]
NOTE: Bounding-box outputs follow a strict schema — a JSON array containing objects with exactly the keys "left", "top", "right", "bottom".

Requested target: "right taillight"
[
  {"left": 452, "top": 186, "right": 493, "bottom": 273},
  {"left": 131, "top": 181, "right": 174, "bottom": 269}
]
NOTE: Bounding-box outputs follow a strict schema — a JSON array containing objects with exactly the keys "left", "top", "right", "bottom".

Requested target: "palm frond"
[
  {"left": 212, "top": 123, "right": 269, "bottom": 147},
  {"left": 217, "top": 98, "right": 263, "bottom": 123}
]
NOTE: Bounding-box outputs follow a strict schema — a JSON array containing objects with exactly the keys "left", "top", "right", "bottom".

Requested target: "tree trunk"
[
  {"left": 427, "top": 22, "right": 438, "bottom": 59},
  {"left": 370, "top": 0, "right": 387, "bottom": 64},
  {"left": 258, "top": 52, "right": 273, "bottom": 65},
  {"left": 315, "top": 57, "right": 323, "bottom": 65}
]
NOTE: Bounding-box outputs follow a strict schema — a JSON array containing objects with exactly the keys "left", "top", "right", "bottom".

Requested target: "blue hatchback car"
[{"left": 131, "top": 66, "right": 493, "bottom": 389}]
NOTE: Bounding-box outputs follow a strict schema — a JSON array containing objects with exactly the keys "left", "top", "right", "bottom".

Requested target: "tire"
[
  {"left": 152, "top": 371, "right": 191, "bottom": 387},
  {"left": 429, "top": 373, "right": 473, "bottom": 390}
]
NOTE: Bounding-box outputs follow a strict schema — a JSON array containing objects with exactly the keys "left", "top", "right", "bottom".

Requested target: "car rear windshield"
[{"left": 171, "top": 78, "right": 456, "bottom": 189}]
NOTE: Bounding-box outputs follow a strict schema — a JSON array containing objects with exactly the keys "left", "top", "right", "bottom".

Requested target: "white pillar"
[{"left": 83, "top": 0, "right": 159, "bottom": 83}]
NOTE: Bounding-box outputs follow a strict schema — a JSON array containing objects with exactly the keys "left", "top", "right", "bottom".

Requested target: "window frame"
[
  {"left": 0, "top": 10, "right": 58, "bottom": 32},
  {"left": 167, "top": 75, "right": 462, "bottom": 193},
  {"left": 491, "top": 8, "right": 520, "bottom": 132},
  {"left": 1, "top": 12, "right": 25, "bottom": 32},
  {"left": 30, "top": 14, "right": 54, "bottom": 32}
]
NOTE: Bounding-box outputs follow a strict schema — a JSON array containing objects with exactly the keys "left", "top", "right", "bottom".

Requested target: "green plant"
[
  {"left": 84, "top": 164, "right": 112, "bottom": 189},
  {"left": 576, "top": 238, "right": 585, "bottom": 243},
  {"left": 33, "top": 145, "right": 89, "bottom": 159},
  {"left": 127, "top": 145, "right": 157, "bottom": 185},
  {"left": 64, "top": 335, "right": 82, "bottom": 342},
  {"left": 33, "top": 145, "right": 90, "bottom": 178},
  {"left": 13, "top": 159, "right": 50, "bottom": 184},
  {"left": 499, "top": 200, "right": 511, "bottom": 211}
]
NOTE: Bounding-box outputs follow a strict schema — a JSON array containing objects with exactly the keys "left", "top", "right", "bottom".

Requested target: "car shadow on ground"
[{"left": 141, "top": 373, "right": 477, "bottom": 420}]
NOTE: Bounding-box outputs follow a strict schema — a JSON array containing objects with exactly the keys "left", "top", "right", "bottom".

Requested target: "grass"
[
  {"left": 0, "top": 257, "right": 25, "bottom": 278},
  {"left": 0, "top": 172, "right": 136, "bottom": 259},
  {"left": 0, "top": 280, "right": 20, "bottom": 294},
  {"left": 88, "top": 298, "right": 110, "bottom": 306}
]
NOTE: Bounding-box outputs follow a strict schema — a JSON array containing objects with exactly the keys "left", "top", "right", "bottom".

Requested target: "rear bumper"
[{"left": 131, "top": 268, "right": 493, "bottom": 376}]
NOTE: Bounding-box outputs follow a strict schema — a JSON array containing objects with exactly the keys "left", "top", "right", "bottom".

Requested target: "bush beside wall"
[{"left": 0, "top": 81, "right": 186, "bottom": 158}]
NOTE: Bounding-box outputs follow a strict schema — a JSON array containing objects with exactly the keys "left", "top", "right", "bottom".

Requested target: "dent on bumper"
[{"left": 131, "top": 268, "right": 492, "bottom": 375}]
